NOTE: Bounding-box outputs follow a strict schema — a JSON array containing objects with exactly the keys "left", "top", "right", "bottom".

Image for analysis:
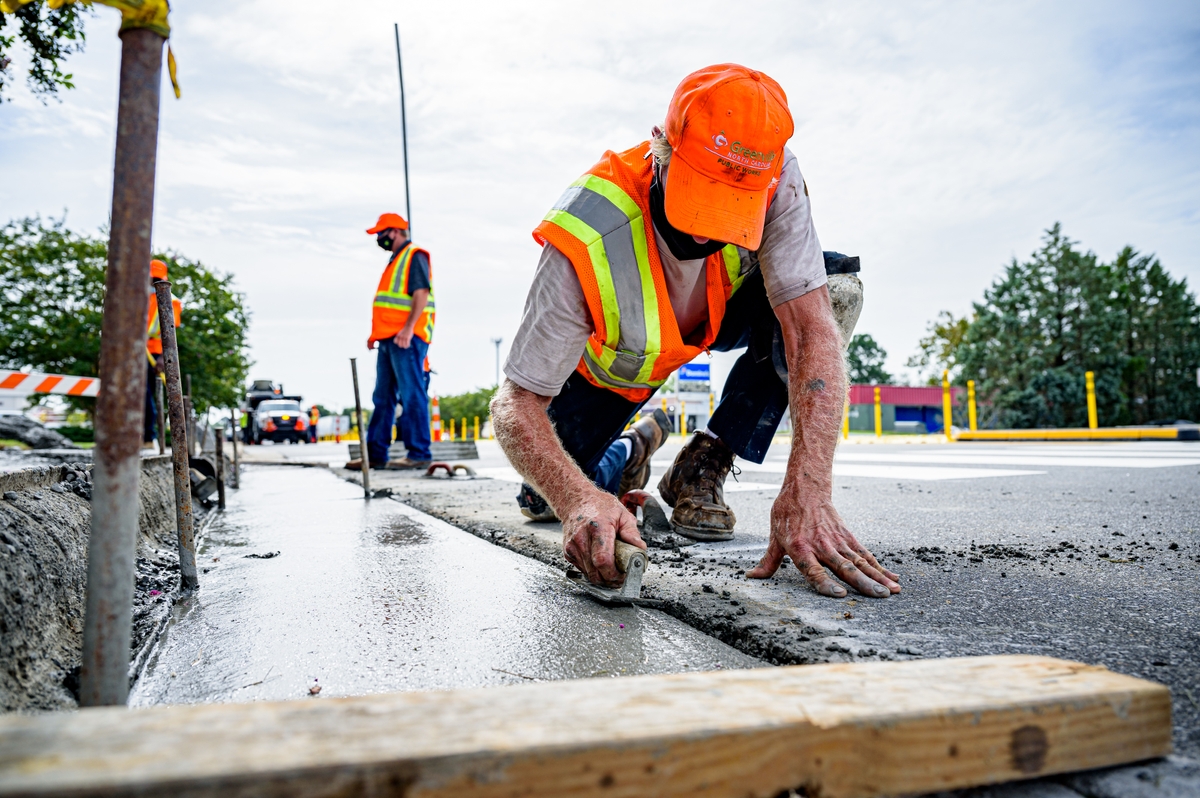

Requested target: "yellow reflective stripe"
[
  {"left": 544, "top": 209, "right": 620, "bottom": 350},
  {"left": 722, "top": 245, "right": 744, "bottom": 294},
  {"left": 570, "top": 174, "right": 642, "bottom": 221},
  {"left": 630, "top": 213, "right": 661, "bottom": 384}
]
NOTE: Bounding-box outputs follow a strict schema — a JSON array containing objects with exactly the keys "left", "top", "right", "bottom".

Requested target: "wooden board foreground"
[{"left": 0, "top": 655, "right": 1171, "bottom": 798}]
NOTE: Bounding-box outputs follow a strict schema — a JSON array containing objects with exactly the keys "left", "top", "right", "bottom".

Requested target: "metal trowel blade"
[{"left": 565, "top": 540, "right": 650, "bottom": 606}]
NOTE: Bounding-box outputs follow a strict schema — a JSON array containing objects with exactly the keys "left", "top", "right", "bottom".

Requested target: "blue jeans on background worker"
[{"left": 368, "top": 337, "right": 432, "bottom": 464}]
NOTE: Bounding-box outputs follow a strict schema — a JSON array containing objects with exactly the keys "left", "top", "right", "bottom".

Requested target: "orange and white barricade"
[{"left": 0, "top": 370, "right": 101, "bottom": 397}]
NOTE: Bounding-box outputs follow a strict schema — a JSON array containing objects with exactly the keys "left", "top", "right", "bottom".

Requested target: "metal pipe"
[
  {"left": 350, "top": 358, "right": 371, "bottom": 499},
  {"left": 80, "top": 27, "right": 165, "bottom": 708},
  {"left": 184, "top": 374, "right": 193, "bottom": 456},
  {"left": 229, "top": 408, "right": 240, "bottom": 489},
  {"left": 155, "top": 375, "right": 166, "bottom": 455},
  {"left": 155, "top": 279, "right": 199, "bottom": 591},
  {"left": 214, "top": 426, "right": 226, "bottom": 511}
]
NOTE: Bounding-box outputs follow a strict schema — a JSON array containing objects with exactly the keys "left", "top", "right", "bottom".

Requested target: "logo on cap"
[{"left": 712, "top": 132, "right": 728, "bottom": 148}]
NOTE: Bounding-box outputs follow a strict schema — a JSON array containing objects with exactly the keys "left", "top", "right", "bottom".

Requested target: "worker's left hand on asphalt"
[
  {"left": 392, "top": 328, "right": 414, "bottom": 349},
  {"left": 562, "top": 490, "right": 646, "bottom": 588},
  {"left": 746, "top": 484, "right": 900, "bottom": 598}
]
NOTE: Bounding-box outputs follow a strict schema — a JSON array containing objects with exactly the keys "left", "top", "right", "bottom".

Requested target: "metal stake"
[
  {"left": 214, "top": 426, "right": 226, "bottom": 511},
  {"left": 350, "top": 358, "right": 371, "bottom": 500},
  {"left": 229, "top": 408, "right": 240, "bottom": 489},
  {"left": 155, "top": 279, "right": 199, "bottom": 591},
  {"left": 393, "top": 23, "right": 412, "bottom": 235},
  {"left": 155, "top": 375, "right": 166, "bottom": 455},
  {"left": 80, "top": 27, "right": 165, "bottom": 708}
]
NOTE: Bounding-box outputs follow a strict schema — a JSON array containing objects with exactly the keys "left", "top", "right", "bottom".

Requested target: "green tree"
[
  {"left": 906, "top": 311, "right": 971, "bottom": 385},
  {"left": 438, "top": 386, "right": 497, "bottom": 430},
  {"left": 0, "top": 216, "right": 251, "bottom": 416},
  {"left": 845, "top": 334, "right": 892, "bottom": 384},
  {"left": 943, "top": 224, "right": 1200, "bottom": 427},
  {"left": 0, "top": 1, "right": 90, "bottom": 102}
]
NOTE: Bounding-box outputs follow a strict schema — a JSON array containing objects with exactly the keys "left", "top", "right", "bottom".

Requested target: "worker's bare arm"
[
  {"left": 491, "top": 380, "right": 644, "bottom": 586},
  {"left": 393, "top": 289, "right": 429, "bottom": 349},
  {"left": 747, "top": 286, "right": 900, "bottom": 597}
]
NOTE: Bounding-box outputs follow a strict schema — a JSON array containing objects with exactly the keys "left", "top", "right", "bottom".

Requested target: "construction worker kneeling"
[{"left": 491, "top": 64, "right": 900, "bottom": 600}]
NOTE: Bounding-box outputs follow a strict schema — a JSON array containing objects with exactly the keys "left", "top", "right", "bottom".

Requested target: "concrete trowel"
[{"left": 566, "top": 540, "right": 650, "bottom": 606}]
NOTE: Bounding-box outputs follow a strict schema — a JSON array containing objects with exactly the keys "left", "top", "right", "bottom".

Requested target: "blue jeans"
[{"left": 368, "top": 337, "right": 432, "bottom": 463}]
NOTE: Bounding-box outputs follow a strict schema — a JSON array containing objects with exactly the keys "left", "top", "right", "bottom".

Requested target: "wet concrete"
[{"left": 130, "top": 465, "right": 759, "bottom": 706}]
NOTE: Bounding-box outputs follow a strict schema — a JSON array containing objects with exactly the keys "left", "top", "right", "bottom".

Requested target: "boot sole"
[
  {"left": 520, "top": 507, "right": 559, "bottom": 523},
  {"left": 670, "top": 522, "right": 734, "bottom": 542}
]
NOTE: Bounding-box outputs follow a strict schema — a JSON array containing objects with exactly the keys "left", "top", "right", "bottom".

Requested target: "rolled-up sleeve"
[{"left": 758, "top": 150, "right": 827, "bottom": 308}]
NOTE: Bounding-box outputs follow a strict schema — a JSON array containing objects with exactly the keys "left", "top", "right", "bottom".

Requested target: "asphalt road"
[{"left": 352, "top": 435, "right": 1200, "bottom": 760}]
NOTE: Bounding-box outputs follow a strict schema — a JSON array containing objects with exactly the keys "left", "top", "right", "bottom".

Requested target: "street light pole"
[{"left": 491, "top": 338, "right": 503, "bottom": 387}]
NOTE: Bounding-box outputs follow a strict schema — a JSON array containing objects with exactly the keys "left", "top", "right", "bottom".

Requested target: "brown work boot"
[
  {"left": 385, "top": 458, "right": 433, "bottom": 470},
  {"left": 617, "top": 409, "right": 673, "bottom": 497},
  {"left": 344, "top": 458, "right": 384, "bottom": 471},
  {"left": 656, "top": 433, "right": 737, "bottom": 541}
]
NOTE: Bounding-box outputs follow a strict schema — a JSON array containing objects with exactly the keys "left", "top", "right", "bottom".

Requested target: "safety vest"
[
  {"left": 533, "top": 142, "right": 758, "bottom": 402},
  {"left": 309, "top": 407, "right": 319, "bottom": 425},
  {"left": 371, "top": 244, "right": 435, "bottom": 344},
  {"left": 146, "top": 293, "right": 182, "bottom": 356}
]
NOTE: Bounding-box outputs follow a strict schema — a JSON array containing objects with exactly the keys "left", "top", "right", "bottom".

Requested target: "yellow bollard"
[
  {"left": 681, "top": 402, "right": 687, "bottom": 437},
  {"left": 873, "top": 386, "right": 882, "bottom": 438},
  {"left": 1086, "top": 371, "right": 1098, "bottom": 429},
  {"left": 942, "top": 370, "right": 954, "bottom": 442},
  {"left": 474, "top": 416, "right": 480, "bottom": 440},
  {"left": 461, "top": 417, "right": 467, "bottom": 443},
  {"left": 709, "top": 392, "right": 714, "bottom": 415},
  {"left": 967, "top": 380, "right": 978, "bottom": 431},
  {"left": 449, "top": 418, "right": 456, "bottom": 441},
  {"left": 843, "top": 394, "right": 850, "bottom": 440}
]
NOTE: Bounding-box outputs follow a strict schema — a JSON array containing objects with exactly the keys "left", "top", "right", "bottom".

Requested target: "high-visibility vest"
[
  {"left": 309, "top": 407, "right": 319, "bottom": 425},
  {"left": 533, "top": 142, "right": 759, "bottom": 402},
  {"left": 371, "top": 244, "right": 435, "bottom": 344},
  {"left": 146, "top": 293, "right": 182, "bottom": 355}
]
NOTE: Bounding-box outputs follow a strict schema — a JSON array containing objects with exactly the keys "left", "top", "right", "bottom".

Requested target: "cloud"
[{"left": 2, "top": 0, "right": 1197, "bottom": 407}]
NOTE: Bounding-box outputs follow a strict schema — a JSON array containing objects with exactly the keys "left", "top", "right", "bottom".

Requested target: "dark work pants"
[
  {"left": 144, "top": 363, "right": 159, "bottom": 444},
  {"left": 546, "top": 268, "right": 788, "bottom": 495},
  {"left": 368, "top": 338, "right": 432, "bottom": 463}
]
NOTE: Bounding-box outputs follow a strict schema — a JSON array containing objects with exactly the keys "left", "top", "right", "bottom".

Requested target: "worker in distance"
[{"left": 492, "top": 64, "right": 900, "bottom": 599}]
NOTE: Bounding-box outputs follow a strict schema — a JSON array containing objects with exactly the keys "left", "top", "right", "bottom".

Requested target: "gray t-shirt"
[{"left": 505, "top": 148, "right": 825, "bottom": 397}]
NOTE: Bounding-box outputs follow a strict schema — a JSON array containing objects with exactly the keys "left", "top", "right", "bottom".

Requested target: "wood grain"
[{"left": 0, "top": 655, "right": 1171, "bottom": 798}]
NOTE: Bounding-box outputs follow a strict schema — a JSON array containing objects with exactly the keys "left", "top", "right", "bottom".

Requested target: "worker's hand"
[
  {"left": 366, "top": 337, "right": 376, "bottom": 351},
  {"left": 393, "top": 328, "right": 414, "bottom": 349},
  {"left": 562, "top": 489, "right": 646, "bottom": 588},
  {"left": 747, "top": 483, "right": 900, "bottom": 598}
]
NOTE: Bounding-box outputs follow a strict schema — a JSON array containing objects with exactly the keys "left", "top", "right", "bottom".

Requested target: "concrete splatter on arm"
[
  {"left": 490, "top": 380, "right": 645, "bottom": 587},
  {"left": 746, "top": 285, "right": 901, "bottom": 598}
]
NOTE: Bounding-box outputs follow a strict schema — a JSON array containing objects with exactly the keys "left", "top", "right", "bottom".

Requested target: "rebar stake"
[
  {"left": 229, "top": 407, "right": 240, "bottom": 489},
  {"left": 155, "top": 279, "right": 199, "bottom": 591},
  {"left": 214, "top": 426, "right": 226, "bottom": 510},
  {"left": 80, "top": 27, "right": 166, "bottom": 709},
  {"left": 351, "top": 358, "right": 371, "bottom": 500}
]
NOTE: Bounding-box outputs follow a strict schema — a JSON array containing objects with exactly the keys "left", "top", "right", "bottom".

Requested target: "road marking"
[
  {"left": 830, "top": 452, "right": 1200, "bottom": 469},
  {"left": 743, "top": 461, "right": 1045, "bottom": 481}
]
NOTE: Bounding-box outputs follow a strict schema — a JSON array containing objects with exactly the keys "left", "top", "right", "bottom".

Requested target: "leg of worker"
[
  {"left": 367, "top": 342, "right": 401, "bottom": 465},
  {"left": 391, "top": 337, "right": 432, "bottom": 462},
  {"left": 546, "top": 372, "right": 641, "bottom": 492},
  {"left": 144, "top": 363, "right": 158, "bottom": 444}
]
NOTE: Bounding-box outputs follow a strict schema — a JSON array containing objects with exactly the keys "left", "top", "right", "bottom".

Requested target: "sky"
[{"left": 2, "top": 0, "right": 1198, "bottom": 409}]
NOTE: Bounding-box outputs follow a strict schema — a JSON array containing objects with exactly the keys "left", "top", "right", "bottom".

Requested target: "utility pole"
[
  {"left": 492, "top": 338, "right": 503, "bottom": 387},
  {"left": 394, "top": 23, "right": 412, "bottom": 236}
]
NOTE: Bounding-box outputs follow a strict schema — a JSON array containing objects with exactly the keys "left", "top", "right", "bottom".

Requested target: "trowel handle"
[{"left": 614, "top": 540, "right": 649, "bottom": 575}]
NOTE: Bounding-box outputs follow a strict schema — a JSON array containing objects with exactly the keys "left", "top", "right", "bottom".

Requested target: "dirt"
[{"left": 0, "top": 455, "right": 182, "bottom": 711}]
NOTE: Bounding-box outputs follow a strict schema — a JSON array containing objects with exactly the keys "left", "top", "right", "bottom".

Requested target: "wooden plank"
[{"left": 0, "top": 656, "right": 1171, "bottom": 798}]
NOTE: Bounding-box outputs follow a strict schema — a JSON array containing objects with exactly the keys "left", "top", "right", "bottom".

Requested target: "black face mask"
[
  {"left": 376, "top": 234, "right": 394, "bottom": 252},
  {"left": 649, "top": 170, "right": 727, "bottom": 261}
]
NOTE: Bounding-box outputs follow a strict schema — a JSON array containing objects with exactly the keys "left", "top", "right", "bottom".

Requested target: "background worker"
[
  {"left": 145, "top": 259, "right": 181, "bottom": 447},
  {"left": 308, "top": 404, "right": 320, "bottom": 443},
  {"left": 492, "top": 64, "right": 900, "bottom": 600},
  {"left": 346, "top": 213, "right": 434, "bottom": 471}
]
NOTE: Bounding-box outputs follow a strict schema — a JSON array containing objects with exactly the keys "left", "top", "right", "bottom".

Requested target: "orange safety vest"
[
  {"left": 309, "top": 407, "right": 320, "bottom": 425},
  {"left": 533, "top": 142, "right": 763, "bottom": 402},
  {"left": 371, "top": 244, "right": 435, "bottom": 344},
  {"left": 146, "top": 293, "right": 182, "bottom": 355}
]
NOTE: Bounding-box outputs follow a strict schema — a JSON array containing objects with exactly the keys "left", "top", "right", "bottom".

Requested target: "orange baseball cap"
[
  {"left": 150, "top": 259, "right": 168, "bottom": 279},
  {"left": 663, "top": 64, "right": 794, "bottom": 250},
  {"left": 366, "top": 213, "right": 409, "bottom": 234}
]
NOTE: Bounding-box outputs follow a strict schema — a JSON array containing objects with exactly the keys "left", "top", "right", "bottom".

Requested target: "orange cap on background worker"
[
  {"left": 366, "top": 213, "right": 409, "bottom": 234},
  {"left": 662, "top": 64, "right": 794, "bottom": 250}
]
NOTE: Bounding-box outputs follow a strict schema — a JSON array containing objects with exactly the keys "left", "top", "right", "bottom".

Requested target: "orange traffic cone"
[{"left": 431, "top": 395, "right": 442, "bottom": 442}]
